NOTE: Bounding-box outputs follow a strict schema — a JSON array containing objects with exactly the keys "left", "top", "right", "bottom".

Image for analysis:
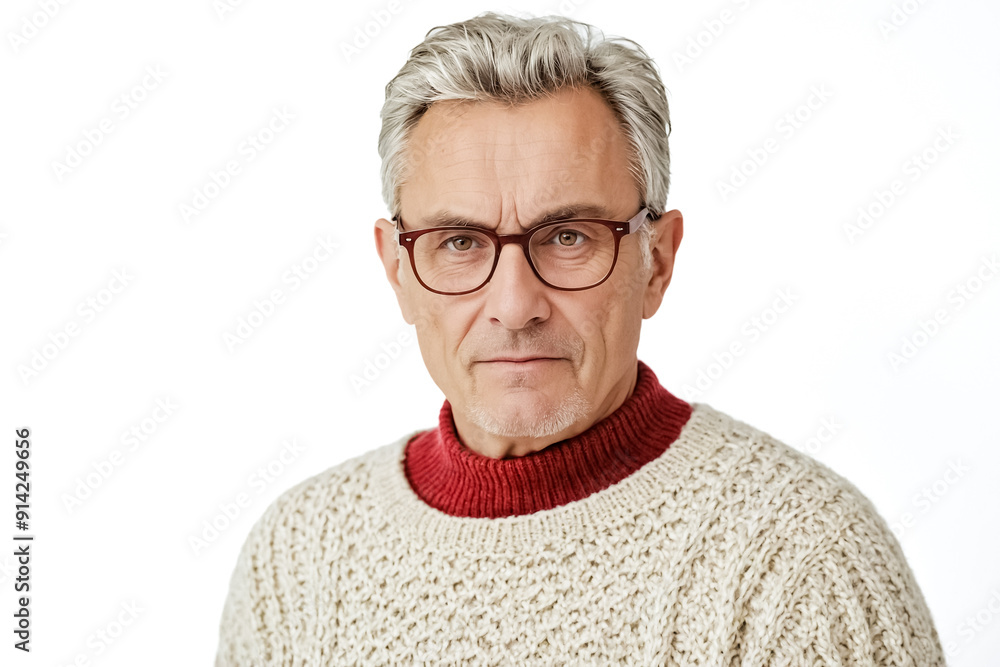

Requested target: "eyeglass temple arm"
[
  {"left": 628, "top": 207, "right": 652, "bottom": 234},
  {"left": 392, "top": 216, "right": 404, "bottom": 244}
]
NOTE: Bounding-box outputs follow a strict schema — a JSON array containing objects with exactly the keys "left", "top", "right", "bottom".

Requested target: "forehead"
[{"left": 399, "top": 86, "right": 639, "bottom": 226}]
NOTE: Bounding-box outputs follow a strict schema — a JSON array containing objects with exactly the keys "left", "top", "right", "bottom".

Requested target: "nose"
[{"left": 481, "top": 242, "right": 551, "bottom": 330}]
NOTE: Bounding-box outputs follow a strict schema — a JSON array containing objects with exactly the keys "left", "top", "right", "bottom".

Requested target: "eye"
[
  {"left": 540, "top": 226, "right": 588, "bottom": 246},
  {"left": 555, "top": 230, "right": 583, "bottom": 246},
  {"left": 443, "top": 235, "right": 478, "bottom": 251}
]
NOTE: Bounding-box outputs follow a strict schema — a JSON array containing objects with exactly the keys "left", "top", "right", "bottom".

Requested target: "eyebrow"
[{"left": 417, "top": 204, "right": 618, "bottom": 229}]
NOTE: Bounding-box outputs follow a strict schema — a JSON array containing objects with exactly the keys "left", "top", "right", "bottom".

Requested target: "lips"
[{"left": 479, "top": 356, "right": 561, "bottom": 363}]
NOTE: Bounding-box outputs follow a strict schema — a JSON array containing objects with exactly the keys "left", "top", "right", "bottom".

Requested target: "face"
[{"left": 375, "top": 86, "right": 682, "bottom": 458}]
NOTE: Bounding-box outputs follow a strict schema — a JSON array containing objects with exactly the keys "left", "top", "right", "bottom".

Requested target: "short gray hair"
[{"left": 378, "top": 12, "right": 672, "bottom": 272}]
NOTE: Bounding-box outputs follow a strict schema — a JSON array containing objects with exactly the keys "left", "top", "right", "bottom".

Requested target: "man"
[{"left": 216, "top": 13, "right": 946, "bottom": 665}]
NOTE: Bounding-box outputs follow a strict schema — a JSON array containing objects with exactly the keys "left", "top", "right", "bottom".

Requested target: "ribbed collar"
[{"left": 403, "top": 360, "right": 692, "bottom": 518}]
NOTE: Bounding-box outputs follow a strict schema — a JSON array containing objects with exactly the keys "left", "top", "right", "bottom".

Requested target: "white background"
[{"left": 2, "top": 0, "right": 998, "bottom": 664}]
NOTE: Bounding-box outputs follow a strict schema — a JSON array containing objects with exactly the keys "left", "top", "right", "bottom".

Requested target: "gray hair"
[{"left": 378, "top": 12, "right": 672, "bottom": 272}]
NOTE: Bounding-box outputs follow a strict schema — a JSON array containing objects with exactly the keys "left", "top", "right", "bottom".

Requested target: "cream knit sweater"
[{"left": 215, "top": 402, "right": 946, "bottom": 665}]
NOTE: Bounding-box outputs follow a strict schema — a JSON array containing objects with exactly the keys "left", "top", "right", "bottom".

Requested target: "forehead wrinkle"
[
  {"left": 435, "top": 144, "right": 590, "bottom": 180},
  {"left": 431, "top": 143, "right": 585, "bottom": 196},
  {"left": 431, "top": 166, "right": 591, "bottom": 208}
]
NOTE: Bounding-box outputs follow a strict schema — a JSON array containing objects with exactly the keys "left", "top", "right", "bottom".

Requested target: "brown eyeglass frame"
[{"left": 392, "top": 207, "right": 652, "bottom": 295}]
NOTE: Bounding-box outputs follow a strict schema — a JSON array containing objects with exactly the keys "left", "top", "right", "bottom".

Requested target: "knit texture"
[
  {"left": 404, "top": 361, "right": 692, "bottom": 517},
  {"left": 215, "top": 377, "right": 947, "bottom": 665}
]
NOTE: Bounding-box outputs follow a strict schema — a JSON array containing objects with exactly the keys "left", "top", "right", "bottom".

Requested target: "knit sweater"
[{"left": 215, "top": 362, "right": 946, "bottom": 666}]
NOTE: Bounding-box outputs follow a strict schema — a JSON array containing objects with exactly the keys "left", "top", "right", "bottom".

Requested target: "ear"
[
  {"left": 374, "top": 218, "right": 416, "bottom": 324},
  {"left": 642, "top": 209, "right": 683, "bottom": 319}
]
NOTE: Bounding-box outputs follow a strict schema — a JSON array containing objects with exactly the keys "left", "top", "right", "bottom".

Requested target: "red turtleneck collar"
[{"left": 403, "top": 360, "right": 692, "bottom": 518}]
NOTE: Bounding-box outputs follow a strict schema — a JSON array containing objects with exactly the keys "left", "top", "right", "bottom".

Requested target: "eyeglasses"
[{"left": 393, "top": 207, "right": 652, "bottom": 295}]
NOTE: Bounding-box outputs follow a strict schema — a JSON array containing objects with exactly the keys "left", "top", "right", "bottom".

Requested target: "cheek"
[
  {"left": 575, "top": 306, "right": 604, "bottom": 343},
  {"left": 411, "top": 299, "right": 476, "bottom": 356},
  {"left": 572, "top": 286, "right": 633, "bottom": 338},
  {"left": 572, "top": 284, "right": 643, "bottom": 350},
  {"left": 410, "top": 314, "right": 451, "bottom": 387}
]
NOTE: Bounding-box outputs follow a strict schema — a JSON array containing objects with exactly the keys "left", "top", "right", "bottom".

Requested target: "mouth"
[{"left": 476, "top": 358, "right": 567, "bottom": 370}]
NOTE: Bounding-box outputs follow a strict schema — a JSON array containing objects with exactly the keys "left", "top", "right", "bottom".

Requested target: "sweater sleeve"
[
  {"left": 747, "top": 502, "right": 948, "bottom": 666},
  {"left": 214, "top": 503, "right": 286, "bottom": 667}
]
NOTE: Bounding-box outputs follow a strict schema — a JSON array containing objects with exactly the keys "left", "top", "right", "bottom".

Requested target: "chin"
[{"left": 466, "top": 387, "right": 591, "bottom": 439}]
